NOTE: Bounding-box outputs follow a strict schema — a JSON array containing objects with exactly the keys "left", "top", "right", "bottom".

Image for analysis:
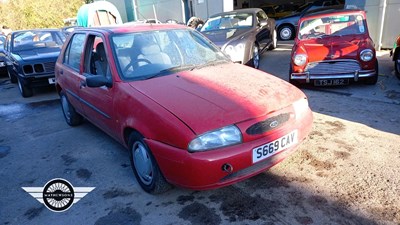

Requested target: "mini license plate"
[
  {"left": 252, "top": 130, "right": 298, "bottom": 163},
  {"left": 48, "top": 78, "right": 56, "bottom": 84},
  {"left": 314, "top": 79, "right": 349, "bottom": 86}
]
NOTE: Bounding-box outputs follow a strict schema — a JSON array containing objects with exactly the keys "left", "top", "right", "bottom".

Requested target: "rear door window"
[{"left": 63, "top": 33, "right": 86, "bottom": 71}]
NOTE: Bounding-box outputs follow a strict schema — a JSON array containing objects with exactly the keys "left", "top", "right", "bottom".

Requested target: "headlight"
[
  {"left": 188, "top": 125, "right": 242, "bottom": 152},
  {"left": 223, "top": 43, "right": 245, "bottom": 62},
  {"left": 293, "top": 54, "right": 307, "bottom": 66},
  {"left": 360, "top": 49, "right": 374, "bottom": 61},
  {"left": 293, "top": 98, "right": 309, "bottom": 118}
]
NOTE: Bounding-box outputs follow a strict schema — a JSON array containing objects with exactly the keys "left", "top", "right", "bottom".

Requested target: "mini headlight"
[
  {"left": 188, "top": 125, "right": 242, "bottom": 152},
  {"left": 293, "top": 54, "right": 307, "bottom": 66},
  {"left": 360, "top": 49, "right": 374, "bottom": 62}
]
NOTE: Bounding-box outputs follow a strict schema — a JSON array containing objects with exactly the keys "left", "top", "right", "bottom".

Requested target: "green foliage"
[{"left": 0, "top": 0, "right": 85, "bottom": 30}]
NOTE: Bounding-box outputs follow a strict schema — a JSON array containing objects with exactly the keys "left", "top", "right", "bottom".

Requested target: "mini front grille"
[
  {"left": 246, "top": 113, "right": 290, "bottom": 135},
  {"left": 306, "top": 60, "right": 361, "bottom": 75}
]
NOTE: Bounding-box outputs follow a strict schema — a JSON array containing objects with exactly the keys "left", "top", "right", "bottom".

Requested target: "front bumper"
[
  {"left": 147, "top": 109, "right": 313, "bottom": 190},
  {"left": 18, "top": 73, "right": 56, "bottom": 87},
  {"left": 290, "top": 69, "right": 376, "bottom": 83}
]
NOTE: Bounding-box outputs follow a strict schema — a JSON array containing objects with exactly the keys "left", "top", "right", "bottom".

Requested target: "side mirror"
[
  {"left": 86, "top": 75, "right": 112, "bottom": 88},
  {"left": 259, "top": 20, "right": 268, "bottom": 27}
]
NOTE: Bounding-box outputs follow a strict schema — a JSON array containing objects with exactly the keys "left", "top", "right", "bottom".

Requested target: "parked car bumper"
[
  {"left": 18, "top": 73, "right": 56, "bottom": 87},
  {"left": 147, "top": 110, "right": 313, "bottom": 190},
  {"left": 291, "top": 69, "right": 376, "bottom": 83}
]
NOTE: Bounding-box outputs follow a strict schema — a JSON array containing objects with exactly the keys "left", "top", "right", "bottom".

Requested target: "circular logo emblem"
[
  {"left": 269, "top": 120, "right": 279, "bottom": 128},
  {"left": 42, "top": 178, "right": 75, "bottom": 212}
]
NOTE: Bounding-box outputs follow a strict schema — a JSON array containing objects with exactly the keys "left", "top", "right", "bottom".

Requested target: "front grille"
[
  {"left": 43, "top": 62, "right": 55, "bottom": 73},
  {"left": 306, "top": 60, "right": 361, "bottom": 75},
  {"left": 246, "top": 113, "right": 290, "bottom": 135}
]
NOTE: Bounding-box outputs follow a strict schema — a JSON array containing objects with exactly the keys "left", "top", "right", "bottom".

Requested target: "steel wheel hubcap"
[
  {"left": 281, "top": 28, "right": 291, "bottom": 39},
  {"left": 132, "top": 142, "right": 153, "bottom": 185},
  {"left": 61, "top": 96, "right": 71, "bottom": 122},
  {"left": 253, "top": 45, "right": 259, "bottom": 68}
]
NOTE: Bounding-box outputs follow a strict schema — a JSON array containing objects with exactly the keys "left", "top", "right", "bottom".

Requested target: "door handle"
[
  {"left": 59, "top": 69, "right": 63, "bottom": 75},
  {"left": 80, "top": 80, "right": 86, "bottom": 89}
]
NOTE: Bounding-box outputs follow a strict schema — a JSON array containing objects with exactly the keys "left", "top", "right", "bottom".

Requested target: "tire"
[
  {"left": 17, "top": 77, "right": 33, "bottom": 98},
  {"left": 128, "top": 132, "right": 171, "bottom": 194},
  {"left": 395, "top": 52, "right": 400, "bottom": 80},
  {"left": 7, "top": 68, "right": 17, "bottom": 83},
  {"left": 364, "top": 60, "right": 378, "bottom": 85},
  {"left": 269, "top": 29, "right": 277, "bottom": 50},
  {"left": 278, "top": 25, "right": 294, "bottom": 41},
  {"left": 60, "top": 91, "right": 83, "bottom": 126},
  {"left": 249, "top": 43, "right": 260, "bottom": 69},
  {"left": 288, "top": 65, "right": 301, "bottom": 87}
]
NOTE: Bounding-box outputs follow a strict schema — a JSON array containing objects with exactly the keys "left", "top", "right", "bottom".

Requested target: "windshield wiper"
[{"left": 143, "top": 65, "right": 197, "bottom": 80}]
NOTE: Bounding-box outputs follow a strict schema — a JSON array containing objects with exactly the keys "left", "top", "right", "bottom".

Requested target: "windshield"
[
  {"left": 201, "top": 13, "right": 253, "bottom": 31},
  {"left": 298, "top": 14, "right": 366, "bottom": 40},
  {"left": 112, "top": 29, "right": 229, "bottom": 80},
  {"left": 13, "top": 31, "right": 64, "bottom": 51}
]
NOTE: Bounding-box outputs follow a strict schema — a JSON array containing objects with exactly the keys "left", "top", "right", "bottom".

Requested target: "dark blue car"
[{"left": 4, "top": 29, "right": 65, "bottom": 97}]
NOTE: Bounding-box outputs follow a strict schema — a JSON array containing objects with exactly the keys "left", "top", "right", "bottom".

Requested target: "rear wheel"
[
  {"left": 278, "top": 25, "right": 294, "bottom": 41},
  {"left": 128, "top": 132, "right": 171, "bottom": 194},
  {"left": 249, "top": 43, "right": 260, "bottom": 69},
  {"left": 395, "top": 52, "right": 400, "bottom": 79},
  {"left": 17, "top": 77, "right": 33, "bottom": 98},
  {"left": 60, "top": 91, "right": 83, "bottom": 126},
  {"left": 364, "top": 60, "right": 379, "bottom": 85}
]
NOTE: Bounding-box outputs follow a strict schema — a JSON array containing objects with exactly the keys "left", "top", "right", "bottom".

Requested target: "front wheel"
[
  {"left": 7, "top": 68, "right": 17, "bottom": 83},
  {"left": 364, "top": 60, "right": 379, "bottom": 85},
  {"left": 17, "top": 77, "right": 33, "bottom": 98},
  {"left": 395, "top": 52, "right": 400, "bottom": 79},
  {"left": 128, "top": 132, "right": 171, "bottom": 194},
  {"left": 60, "top": 91, "right": 83, "bottom": 126},
  {"left": 249, "top": 43, "right": 260, "bottom": 69}
]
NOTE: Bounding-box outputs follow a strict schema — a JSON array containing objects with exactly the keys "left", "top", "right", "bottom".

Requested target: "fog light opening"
[{"left": 221, "top": 163, "right": 233, "bottom": 173}]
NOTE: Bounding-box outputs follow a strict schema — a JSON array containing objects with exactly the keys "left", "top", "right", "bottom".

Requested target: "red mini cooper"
[
  {"left": 290, "top": 9, "right": 378, "bottom": 86},
  {"left": 55, "top": 24, "right": 313, "bottom": 193}
]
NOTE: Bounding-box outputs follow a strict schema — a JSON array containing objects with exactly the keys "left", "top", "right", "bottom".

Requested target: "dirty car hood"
[
  {"left": 130, "top": 63, "right": 305, "bottom": 134},
  {"left": 202, "top": 28, "right": 252, "bottom": 48}
]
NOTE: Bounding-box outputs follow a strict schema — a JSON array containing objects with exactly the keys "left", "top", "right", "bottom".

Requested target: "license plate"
[
  {"left": 252, "top": 130, "right": 298, "bottom": 163},
  {"left": 48, "top": 78, "right": 56, "bottom": 84},
  {"left": 314, "top": 79, "right": 349, "bottom": 86}
]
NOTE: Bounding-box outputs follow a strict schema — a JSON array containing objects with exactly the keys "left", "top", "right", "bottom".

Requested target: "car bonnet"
[{"left": 129, "top": 63, "right": 305, "bottom": 135}]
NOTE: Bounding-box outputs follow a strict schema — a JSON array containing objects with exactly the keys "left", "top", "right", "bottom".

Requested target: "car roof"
[
  {"left": 209, "top": 8, "right": 261, "bottom": 17},
  {"left": 300, "top": 8, "right": 365, "bottom": 21},
  {"left": 71, "top": 23, "right": 189, "bottom": 35},
  {"left": 12, "top": 28, "right": 61, "bottom": 33}
]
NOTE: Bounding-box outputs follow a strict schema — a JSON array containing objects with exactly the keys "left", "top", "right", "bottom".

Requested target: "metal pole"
[
  {"left": 377, "top": 0, "right": 387, "bottom": 50},
  {"left": 132, "top": 0, "right": 138, "bottom": 20}
]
